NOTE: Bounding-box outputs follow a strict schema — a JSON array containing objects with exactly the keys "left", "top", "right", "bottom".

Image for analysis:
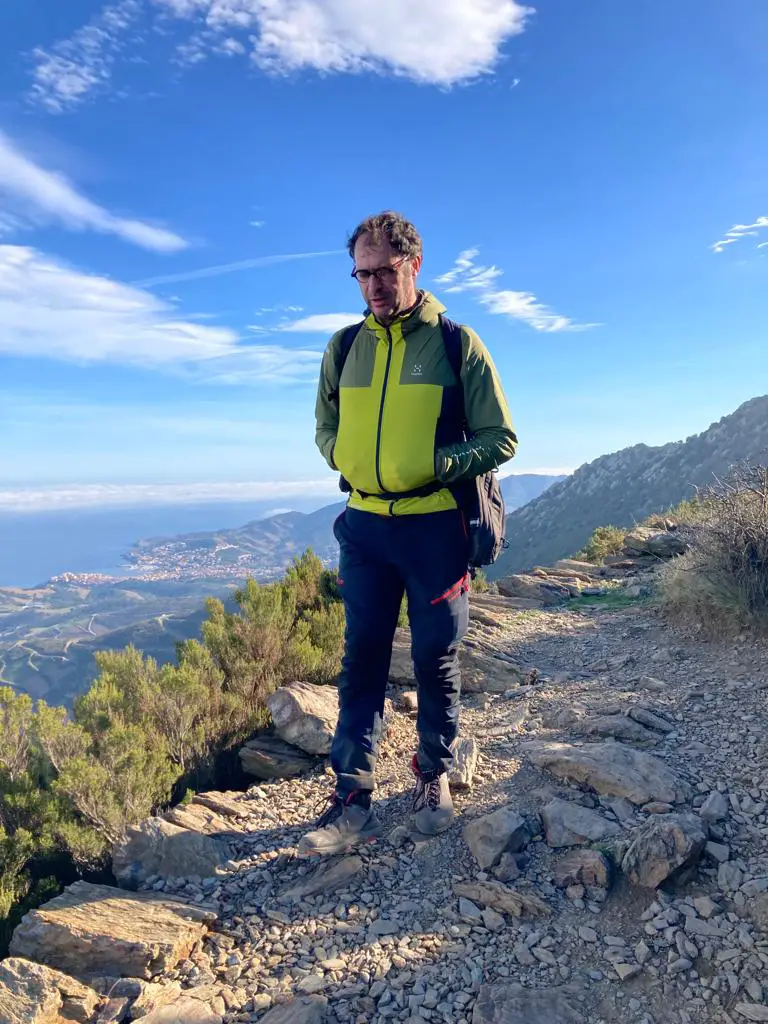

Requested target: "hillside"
[
  {"left": 490, "top": 395, "right": 768, "bottom": 578},
  {"left": 1, "top": 475, "right": 562, "bottom": 705}
]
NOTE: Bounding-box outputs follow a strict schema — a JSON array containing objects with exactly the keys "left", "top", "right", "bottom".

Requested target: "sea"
[{"left": 0, "top": 500, "right": 322, "bottom": 589}]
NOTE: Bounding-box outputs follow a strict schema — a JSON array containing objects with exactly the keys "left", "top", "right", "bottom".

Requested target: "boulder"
[
  {"left": 621, "top": 813, "right": 707, "bottom": 888},
  {"left": 524, "top": 740, "right": 691, "bottom": 805},
  {"left": 267, "top": 681, "right": 339, "bottom": 756},
  {"left": 388, "top": 628, "right": 414, "bottom": 685},
  {"left": 750, "top": 893, "right": 768, "bottom": 932},
  {"left": 464, "top": 805, "right": 532, "bottom": 869},
  {"left": 259, "top": 996, "right": 328, "bottom": 1024},
  {"left": 700, "top": 790, "right": 729, "bottom": 823},
  {"left": 628, "top": 707, "right": 675, "bottom": 734},
  {"left": 239, "top": 734, "right": 318, "bottom": 780},
  {"left": 448, "top": 736, "right": 479, "bottom": 791},
  {"left": 107, "top": 978, "right": 182, "bottom": 1018},
  {"left": 0, "top": 957, "right": 99, "bottom": 1024},
  {"left": 553, "top": 849, "right": 612, "bottom": 889},
  {"left": 281, "top": 856, "right": 363, "bottom": 901},
  {"left": 541, "top": 799, "right": 620, "bottom": 847},
  {"left": 496, "top": 574, "right": 573, "bottom": 606},
  {"left": 139, "top": 994, "right": 222, "bottom": 1024},
  {"left": 189, "top": 791, "right": 245, "bottom": 818},
  {"left": 112, "top": 818, "right": 231, "bottom": 889},
  {"left": 622, "top": 527, "right": 687, "bottom": 559},
  {"left": 472, "top": 983, "right": 583, "bottom": 1023},
  {"left": 9, "top": 881, "right": 214, "bottom": 983}
]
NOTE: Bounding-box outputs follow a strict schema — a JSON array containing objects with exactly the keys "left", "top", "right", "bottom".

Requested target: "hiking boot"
[
  {"left": 297, "top": 794, "right": 382, "bottom": 857},
  {"left": 411, "top": 757, "right": 454, "bottom": 835}
]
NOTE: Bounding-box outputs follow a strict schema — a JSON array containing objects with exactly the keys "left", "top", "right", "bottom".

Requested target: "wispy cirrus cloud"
[
  {"left": 0, "top": 130, "right": 187, "bottom": 252},
  {"left": 132, "top": 249, "right": 342, "bottom": 287},
  {"left": 0, "top": 244, "right": 322, "bottom": 383},
  {"left": 28, "top": 0, "right": 532, "bottom": 111},
  {"left": 436, "top": 248, "right": 596, "bottom": 333},
  {"left": 711, "top": 216, "right": 768, "bottom": 254}
]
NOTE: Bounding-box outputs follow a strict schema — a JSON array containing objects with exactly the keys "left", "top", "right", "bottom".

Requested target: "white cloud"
[
  {"left": 0, "top": 478, "right": 340, "bottom": 513},
  {"left": 0, "top": 245, "right": 325, "bottom": 381},
  {"left": 132, "top": 249, "right": 342, "bottom": 287},
  {"left": 436, "top": 248, "right": 596, "bottom": 333},
  {"left": 0, "top": 245, "right": 235, "bottom": 365},
  {"left": 0, "top": 130, "right": 187, "bottom": 252},
  {"left": 28, "top": 0, "right": 143, "bottom": 112},
  {"left": 711, "top": 216, "right": 768, "bottom": 254},
  {"left": 29, "top": 0, "right": 532, "bottom": 110},
  {"left": 278, "top": 312, "right": 361, "bottom": 333},
  {"left": 249, "top": 219, "right": 265, "bottom": 228}
]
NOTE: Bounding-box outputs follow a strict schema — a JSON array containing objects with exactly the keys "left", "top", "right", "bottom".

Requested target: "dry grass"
[{"left": 659, "top": 463, "right": 768, "bottom": 636}]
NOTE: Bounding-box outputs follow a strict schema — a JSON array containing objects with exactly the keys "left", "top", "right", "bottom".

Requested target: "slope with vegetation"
[
  {"left": 0, "top": 552, "right": 344, "bottom": 953},
  {"left": 490, "top": 395, "right": 768, "bottom": 578}
]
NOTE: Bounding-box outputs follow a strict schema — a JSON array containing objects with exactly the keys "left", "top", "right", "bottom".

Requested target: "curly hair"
[{"left": 347, "top": 211, "right": 423, "bottom": 260}]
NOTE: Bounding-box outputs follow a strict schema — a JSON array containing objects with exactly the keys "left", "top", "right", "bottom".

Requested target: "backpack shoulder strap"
[
  {"left": 329, "top": 321, "right": 364, "bottom": 402},
  {"left": 439, "top": 314, "right": 466, "bottom": 426}
]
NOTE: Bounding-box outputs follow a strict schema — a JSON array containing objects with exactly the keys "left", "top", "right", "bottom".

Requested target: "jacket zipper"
[{"left": 374, "top": 327, "right": 393, "bottom": 496}]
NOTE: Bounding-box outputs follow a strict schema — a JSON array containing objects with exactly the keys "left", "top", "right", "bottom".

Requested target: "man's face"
[{"left": 352, "top": 235, "right": 421, "bottom": 323}]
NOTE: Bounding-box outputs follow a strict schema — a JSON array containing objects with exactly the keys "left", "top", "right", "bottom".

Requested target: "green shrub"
[
  {"left": 0, "top": 546, "right": 346, "bottom": 952},
  {"left": 659, "top": 463, "right": 768, "bottom": 636},
  {"left": 579, "top": 525, "right": 626, "bottom": 564}
]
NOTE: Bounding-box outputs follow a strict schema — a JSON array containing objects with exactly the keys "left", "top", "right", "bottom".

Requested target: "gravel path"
[{"left": 143, "top": 594, "right": 768, "bottom": 1024}]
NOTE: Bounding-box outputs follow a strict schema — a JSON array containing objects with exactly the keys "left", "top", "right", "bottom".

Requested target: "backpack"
[{"left": 333, "top": 315, "right": 507, "bottom": 573}]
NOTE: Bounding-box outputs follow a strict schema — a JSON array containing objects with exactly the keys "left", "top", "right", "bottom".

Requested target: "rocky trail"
[{"left": 2, "top": 533, "right": 767, "bottom": 1024}]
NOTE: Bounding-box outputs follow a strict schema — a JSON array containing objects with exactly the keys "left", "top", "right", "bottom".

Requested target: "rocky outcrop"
[
  {"left": 9, "top": 882, "right": 214, "bottom": 983},
  {"left": 239, "top": 734, "right": 318, "bottom": 779},
  {"left": 0, "top": 957, "right": 99, "bottom": 1024},
  {"left": 621, "top": 813, "right": 708, "bottom": 888},
  {"left": 390, "top": 630, "right": 527, "bottom": 693},
  {"left": 267, "top": 682, "right": 339, "bottom": 756},
  {"left": 112, "top": 818, "right": 231, "bottom": 890},
  {"left": 524, "top": 740, "right": 691, "bottom": 805},
  {"left": 496, "top": 574, "right": 574, "bottom": 606},
  {"left": 622, "top": 527, "right": 688, "bottom": 559}
]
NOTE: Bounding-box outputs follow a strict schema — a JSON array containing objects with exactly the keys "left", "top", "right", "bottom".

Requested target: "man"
[{"left": 301, "top": 211, "right": 516, "bottom": 857}]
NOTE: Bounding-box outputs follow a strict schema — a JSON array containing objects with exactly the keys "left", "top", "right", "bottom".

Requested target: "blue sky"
[{"left": 0, "top": 0, "right": 766, "bottom": 514}]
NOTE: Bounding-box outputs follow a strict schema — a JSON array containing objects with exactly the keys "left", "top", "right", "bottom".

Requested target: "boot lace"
[
  {"left": 314, "top": 795, "right": 344, "bottom": 829},
  {"left": 412, "top": 776, "right": 441, "bottom": 813}
]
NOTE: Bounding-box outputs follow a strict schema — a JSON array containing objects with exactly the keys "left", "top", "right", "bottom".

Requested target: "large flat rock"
[
  {"left": 523, "top": 740, "right": 691, "bottom": 805},
  {"left": 0, "top": 957, "right": 99, "bottom": 1024},
  {"left": 9, "top": 881, "right": 214, "bottom": 983},
  {"left": 472, "top": 983, "right": 583, "bottom": 1023},
  {"left": 541, "top": 798, "right": 620, "bottom": 847},
  {"left": 112, "top": 817, "right": 232, "bottom": 889}
]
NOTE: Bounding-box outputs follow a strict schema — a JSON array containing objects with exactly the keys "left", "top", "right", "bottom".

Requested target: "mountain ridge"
[{"left": 490, "top": 395, "right": 768, "bottom": 578}]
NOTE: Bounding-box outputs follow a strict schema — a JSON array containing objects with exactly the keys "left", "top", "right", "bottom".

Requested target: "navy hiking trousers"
[{"left": 331, "top": 506, "right": 470, "bottom": 798}]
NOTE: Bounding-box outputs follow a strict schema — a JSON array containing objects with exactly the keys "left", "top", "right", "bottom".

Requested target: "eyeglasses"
[{"left": 351, "top": 256, "right": 408, "bottom": 283}]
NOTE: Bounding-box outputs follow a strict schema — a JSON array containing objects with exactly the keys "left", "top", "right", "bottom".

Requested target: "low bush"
[{"left": 658, "top": 463, "right": 768, "bottom": 636}]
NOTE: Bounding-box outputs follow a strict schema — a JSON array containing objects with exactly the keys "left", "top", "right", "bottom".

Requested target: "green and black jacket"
[{"left": 315, "top": 291, "right": 517, "bottom": 516}]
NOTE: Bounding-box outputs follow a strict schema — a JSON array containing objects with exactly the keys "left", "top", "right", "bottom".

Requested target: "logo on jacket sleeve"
[{"left": 411, "top": 364, "right": 423, "bottom": 376}]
